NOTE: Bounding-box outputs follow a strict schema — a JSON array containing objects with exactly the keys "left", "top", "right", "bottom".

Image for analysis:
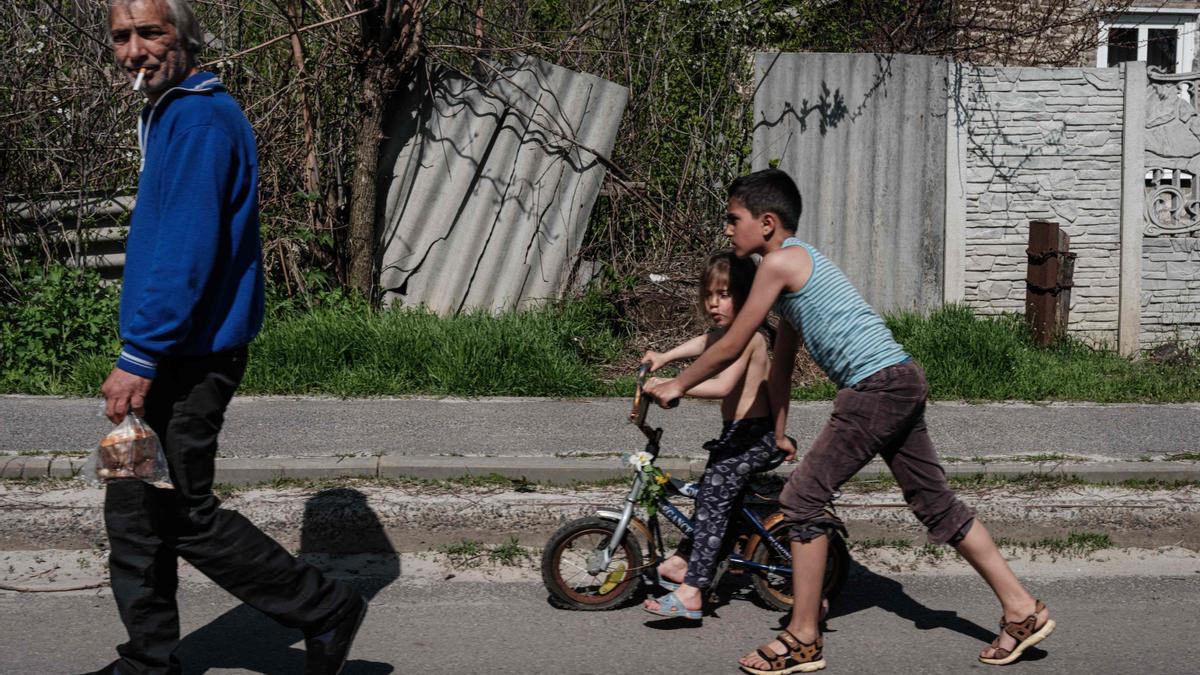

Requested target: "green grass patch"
[
  {"left": 242, "top": 294, "right": 625, "bottom": 397},
  {"left": 1165, "top": 452, "right": 1200, "bottom": 461},
  {"left": 4, "top": 286, "right": 1199, "bottom": 402},
  {"left": 880, "top": 305, "right": 1200, "bottom": 402}
]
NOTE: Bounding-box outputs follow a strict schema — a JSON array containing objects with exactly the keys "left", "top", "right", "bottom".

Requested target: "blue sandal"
[
  {"left": 658, "top": 578, "right": 680, "bottom": 592},
  {"left": 643, "top": 591, "right": 702, "bottom": 620}
]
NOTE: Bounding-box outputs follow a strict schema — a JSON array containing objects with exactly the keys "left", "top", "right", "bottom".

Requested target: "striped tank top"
[{"left": 774, "top": 238, "right": 909, "bottom": 388}]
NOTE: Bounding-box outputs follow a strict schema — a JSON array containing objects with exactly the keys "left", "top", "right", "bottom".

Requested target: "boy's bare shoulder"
[{"left": 760, "top": 242, "right": 813, "bottom": 293}]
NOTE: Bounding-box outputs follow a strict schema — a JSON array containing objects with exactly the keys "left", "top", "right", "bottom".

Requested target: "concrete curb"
[{"left": 3, "top": 454, "right": 1199, "bottom": 486}]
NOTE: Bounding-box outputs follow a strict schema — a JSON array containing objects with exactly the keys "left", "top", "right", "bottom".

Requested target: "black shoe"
[{"left": 304, "top": 595, "right": 368, "bottom": 675}]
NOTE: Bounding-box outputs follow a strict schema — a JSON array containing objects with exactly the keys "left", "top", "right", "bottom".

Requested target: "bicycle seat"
[{"left": 745, "top": 473, "right": 784, "bottom": 505}]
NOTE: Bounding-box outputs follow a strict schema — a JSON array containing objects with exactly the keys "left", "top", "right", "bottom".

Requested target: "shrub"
[{"left": 0, "top": 264, "right": 119, "bottom": 393}]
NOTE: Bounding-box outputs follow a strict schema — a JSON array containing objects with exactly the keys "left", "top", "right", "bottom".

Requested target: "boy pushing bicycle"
[{"left": 645, "top": 169, "right": 1054, "bottom": 672}]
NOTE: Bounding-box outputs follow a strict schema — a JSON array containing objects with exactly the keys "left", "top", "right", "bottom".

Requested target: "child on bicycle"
[
  {"left": 646, "top": 169, "right": 1054, "bottom": 671},
  {"left": 640, "top": 250, "right": 780, "bottom": 621}
]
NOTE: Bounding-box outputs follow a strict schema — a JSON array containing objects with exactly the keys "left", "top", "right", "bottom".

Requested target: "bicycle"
[{"left": 541, "top": 365, "right": 850, "bottom": 612}]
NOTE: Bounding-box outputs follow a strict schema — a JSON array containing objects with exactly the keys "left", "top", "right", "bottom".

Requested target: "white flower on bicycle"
[{"left": 627, "top": 451, "right": 654, "bottom": 470}]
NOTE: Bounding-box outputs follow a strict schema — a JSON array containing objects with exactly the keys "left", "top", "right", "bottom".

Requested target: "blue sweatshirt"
[{"left": 116, "top": 72, "right": 264, "bottom": 379}]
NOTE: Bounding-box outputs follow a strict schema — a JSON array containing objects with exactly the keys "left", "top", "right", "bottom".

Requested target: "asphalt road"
[
  {"left": 4, "top": 395, "right": 1199, "bottom": 460},
  {"left": 3, "top": 567, "right": 1197, "bottom": 673}
]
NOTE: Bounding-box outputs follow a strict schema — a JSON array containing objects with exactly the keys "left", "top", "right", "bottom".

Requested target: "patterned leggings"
[{"left": 675, "top": 417, "right": 778, "bottom": 588}]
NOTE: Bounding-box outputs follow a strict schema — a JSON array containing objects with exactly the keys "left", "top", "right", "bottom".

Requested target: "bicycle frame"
[{"left": 593, "top": 364, "right": 799, "bottom": 580}]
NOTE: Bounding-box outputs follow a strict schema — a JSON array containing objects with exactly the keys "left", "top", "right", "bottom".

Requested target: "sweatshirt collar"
[{"left": 136, "top": 72, "right": 226, "bottom": 171}]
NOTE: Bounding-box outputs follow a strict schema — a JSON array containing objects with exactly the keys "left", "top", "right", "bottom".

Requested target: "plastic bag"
[{"left": 82, "top": 413, "right": 173, "bottom": 489}]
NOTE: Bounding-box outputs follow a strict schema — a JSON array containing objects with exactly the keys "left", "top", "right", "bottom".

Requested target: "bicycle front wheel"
[{"left": 541, "top": 517, "right": 644, "bottom": 610}]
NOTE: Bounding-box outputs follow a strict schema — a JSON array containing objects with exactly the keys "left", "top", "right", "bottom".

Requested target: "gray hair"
[{"left": 110, "top": 0, "right": 204, "bottom": 56}]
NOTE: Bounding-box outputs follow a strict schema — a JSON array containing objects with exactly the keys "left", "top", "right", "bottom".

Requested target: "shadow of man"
[{"left": 177, "top": 488, "right": 400, "bottom": 674}]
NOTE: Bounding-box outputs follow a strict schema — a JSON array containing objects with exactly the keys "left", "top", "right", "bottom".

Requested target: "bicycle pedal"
[{"left": 597, "top": 563, "right": 627, "bottom": 596}]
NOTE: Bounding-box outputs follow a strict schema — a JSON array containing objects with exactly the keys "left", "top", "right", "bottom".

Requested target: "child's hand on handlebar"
[
  {"left": 777, "top": 434, "right": 798, "bottom": 461},
  {"left": 643, "top": 377, "right": 682, "bottom": 409},
  {"left": 640, "top": 350, "right": 668, "bottom": 372}
]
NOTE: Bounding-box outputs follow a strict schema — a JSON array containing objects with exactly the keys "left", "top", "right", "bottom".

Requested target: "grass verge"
[{"left": 3, "top": 295, "right": 1198, "bottom": 401}]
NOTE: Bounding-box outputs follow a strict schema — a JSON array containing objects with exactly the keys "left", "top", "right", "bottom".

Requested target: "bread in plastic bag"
[{"left": 82, "top": 413, "right": 173, "bottom": 489}]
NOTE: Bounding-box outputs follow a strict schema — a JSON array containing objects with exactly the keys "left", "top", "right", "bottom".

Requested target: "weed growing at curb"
[
  {"left": 849, "top": 538, "right": 913, "bottom": 551},
  {"left": 1165, "top": 452, "right": 1200, "bottom": 461},
  {"left": 16, "top": 450, "right": 88, "bottom": 458},
  {"left": 842, "top": 472, "right": 1200, "bottom": 492},
  {"left": 437, "top": 537, "right": 532, "bottom": 568},
  {"left": 1007, "top": 453, "right": 1087, "bottom": 463},
  {"left": 995, "top": 532, "right": 1113, "bottom": 559},
  {"left": 1115, "top": 477, "right": 1200, "bottom": 489},
  {"left": 440, "top": 539, "right": 485, "bottom": 566},
  {"left": 210, "top": 473, "right": 545, "bottom": 496},
  {"left": 0, "top": 475, "right": 77, "bottom": 486},
  {"left": 488, "top": 536, "right": 529, "bottom": 565},
  {"left": 852, "top": 531, "right": 1113, "bottom": 560}
]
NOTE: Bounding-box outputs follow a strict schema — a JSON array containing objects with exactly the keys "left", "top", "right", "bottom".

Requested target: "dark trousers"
[
  {"left": 675, "top": 418, "right": 778, "bottom": 588},
  {"left": 780, "top": 360, "right": 975, "bottom": 545},
  {"left": 104, "top": 350, "right": 357, "bottom": 674}
]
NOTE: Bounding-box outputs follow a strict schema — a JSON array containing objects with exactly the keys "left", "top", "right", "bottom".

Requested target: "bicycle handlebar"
[{"left": 629, "top": 363, "right": 677, "bottom": 436}]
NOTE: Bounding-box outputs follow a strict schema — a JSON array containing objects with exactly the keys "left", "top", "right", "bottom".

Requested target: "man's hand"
[
  {"left": 643, "top": 377, "right": 683, "bottom": 409},
  {"left": 640, "top": 350, "right": 668, "bottom": 372},
  {"left": 101, "top": 368, "right": 152, "bottom": 424},
  {"left": 777, "top": 434, "right": 798, "bottom": 461}
]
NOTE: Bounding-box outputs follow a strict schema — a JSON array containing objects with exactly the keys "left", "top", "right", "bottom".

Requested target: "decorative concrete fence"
[{"left": 755, "top": 53, "right": 1200, "bottom": 353}]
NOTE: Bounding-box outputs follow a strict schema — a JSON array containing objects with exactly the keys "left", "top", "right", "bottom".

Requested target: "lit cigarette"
[{"left": 133, "top": 68, "right": 146, "bottom": 91}]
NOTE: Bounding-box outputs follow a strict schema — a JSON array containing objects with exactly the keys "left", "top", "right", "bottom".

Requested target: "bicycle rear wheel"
[
  {"left": 750, "top": 519, "right": 849, "bottom": 613},
  {"left": 541, "top": 517, "right": 644, "bottom": 610}
]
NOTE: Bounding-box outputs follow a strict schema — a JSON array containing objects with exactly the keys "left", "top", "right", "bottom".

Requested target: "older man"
[{"left": 90, "top": 2, "right": 366, "bottom": 673}]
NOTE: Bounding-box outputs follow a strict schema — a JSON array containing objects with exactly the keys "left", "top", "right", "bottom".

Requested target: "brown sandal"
[
  {"left": 739, "top": 629, "right": 826, "bottom": 674},
  {"left": 979, "top": 599, "right": 1056, "bottom": 665}
]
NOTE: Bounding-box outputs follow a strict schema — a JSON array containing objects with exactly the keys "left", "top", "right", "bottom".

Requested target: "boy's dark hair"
[
  {"left": 699, "top": 250, "right": 756, "bottom": 315},
  {"left": 727, "top": 168, "right": 802, "bottom": 232}
]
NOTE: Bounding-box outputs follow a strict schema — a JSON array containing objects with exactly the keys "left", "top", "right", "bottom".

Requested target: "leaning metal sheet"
[{"left": 378, "top": 56, "right": 628, "bottom": 314}]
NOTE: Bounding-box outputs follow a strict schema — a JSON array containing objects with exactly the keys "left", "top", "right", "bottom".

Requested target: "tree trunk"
[
  {"left": 344, "top": 0, "right": 424, "bottom": 302},
  {"left": 346, "top": 70, "right": 384, "bottom": 299}
]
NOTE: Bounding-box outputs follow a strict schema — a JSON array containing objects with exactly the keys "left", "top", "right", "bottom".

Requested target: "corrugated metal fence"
[
  {"left": 752, "top": 52, "right": 947, "bottom": 313},
  {"left": 378, "top": 55, "right": 628, "bottom": 314}
]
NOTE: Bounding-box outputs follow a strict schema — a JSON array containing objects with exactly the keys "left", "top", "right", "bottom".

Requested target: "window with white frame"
[{"left": 1097, "top": 9, "right": 1198, "bottom": 73}]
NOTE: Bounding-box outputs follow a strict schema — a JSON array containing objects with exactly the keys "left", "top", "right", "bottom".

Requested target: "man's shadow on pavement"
[
  {"left": 776, "top": 559, "right": 1047, "bottom": 662},
  {"left": 177, "top": 488, "right": 400, "bottom": 674}
]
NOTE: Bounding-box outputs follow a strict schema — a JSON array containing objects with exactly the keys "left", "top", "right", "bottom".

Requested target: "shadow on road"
[
  {"left": 176, "top": 488, "right": 399, "bottom": 674},
  {"left": 774, "top": 560, "right": 1047, "bottom": 661}
]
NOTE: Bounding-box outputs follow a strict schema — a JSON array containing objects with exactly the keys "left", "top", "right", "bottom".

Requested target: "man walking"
[{"left": 91, "top": 1, "right": 366, "bottom": 673}]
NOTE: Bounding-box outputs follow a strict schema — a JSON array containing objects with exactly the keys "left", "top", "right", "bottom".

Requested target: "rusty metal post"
[
  {"left": 1026, "top": 220, "right": 1061, "bottom": 347},
  {"left": 1054, "top": 228, "right": 1075, "bottom": 339}
]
